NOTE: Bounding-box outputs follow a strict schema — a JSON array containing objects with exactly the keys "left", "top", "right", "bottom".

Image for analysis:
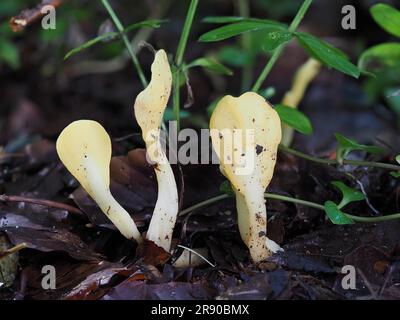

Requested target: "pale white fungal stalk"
[
  {"left": 210, "top": 92, "right": 282, "bottom": 262},
  {"left": 134, "top": 50, "right": 179, "bottom": 252},
  {"left": 56, "top": 120, "right": 142, "bottom": 243}
]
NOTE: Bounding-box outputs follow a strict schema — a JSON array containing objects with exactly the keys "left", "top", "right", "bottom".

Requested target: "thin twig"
[
  {"left": 353, "top": 176, "right": 380, "bottom": 215},
  {"left": 0, "top": 243, "right": 27, "bottom": 259},
  {"left": 177, "top": 244, "right": 216, "bottom": 268},
  {"left": 0, "top": 194, "right": 83, "bottom": 215},
  {"left": 9, "top": 0, "right": 63, "bottom": 32},
  {"left": 357, "top": 268, "right": 378, "bottom": 300},
  {"left": 378, "top": 264, "right": 395, "bottom": 298}
]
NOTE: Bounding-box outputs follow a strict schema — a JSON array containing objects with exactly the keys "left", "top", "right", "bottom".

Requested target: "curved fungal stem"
[{"left": 134, "top": 50, "right": 179, "bottom": 252}]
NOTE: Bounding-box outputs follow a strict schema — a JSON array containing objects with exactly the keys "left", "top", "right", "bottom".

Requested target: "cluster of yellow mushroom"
[
  {"left": 57, "top": 50, "right": 178, "bottom": 253},
  {"left": 56, "top": 48, "right": 284, "bottom": 263}
]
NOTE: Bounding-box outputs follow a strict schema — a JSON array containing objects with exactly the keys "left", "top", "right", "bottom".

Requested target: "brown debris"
[
  {"left": 136, "top": 239, "right": 171, "bottom": 266},
  {"left": 9, "top": 0, "right": 63, "bottom": 33},
  {"left": 0, "top": 194, "right": 83, "bottom": 216}
]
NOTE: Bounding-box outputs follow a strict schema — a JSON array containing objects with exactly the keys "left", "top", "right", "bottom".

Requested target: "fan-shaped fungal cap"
[
  {"left": 134, "top": 49, "right": 172, "bottom": 147},
  {"left": 133, "top": 50, "right": 178, "bottom": 253},
  {"left": 210, "top": 92, "right": 282, "bottom": 262},
  {"left": 56, "top": 120, "right": 142, "bottom": 243}
]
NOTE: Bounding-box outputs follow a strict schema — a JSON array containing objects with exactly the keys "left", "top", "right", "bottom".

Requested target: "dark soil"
[{"left": 0, "top": 0, "right": 399, "bottom": 300}]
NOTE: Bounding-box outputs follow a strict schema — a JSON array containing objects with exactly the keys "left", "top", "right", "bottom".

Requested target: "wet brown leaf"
[
  {"left": 136, "top": 239, "right": 171, "bottom": 266},
  {"left": 103, "top": 278, "right": 209, "bottom": 300},
  {"left": 0, "top": 203, "right": 101, "bottom": 261},
  {"left": 63, "top": 265, "right": 137, "bottom": 300}
]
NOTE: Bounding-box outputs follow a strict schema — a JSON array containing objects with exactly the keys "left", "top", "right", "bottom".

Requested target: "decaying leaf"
[{"left": 0, "top": 235, "right": 19, "bottom": 289}]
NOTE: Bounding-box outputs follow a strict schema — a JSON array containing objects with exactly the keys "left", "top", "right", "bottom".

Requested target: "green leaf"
[
  {"left": 199, "top": 21, "right": 287, "bottom": 42},
  {"left": 0, "top": 39, "right": 19, "bottom": 69},
  {"left": 358, "top": 43, "right": 400, "bottom": 73},
  {"left": 203, "top": 16, "right": 247, "bottom": 24},
  {"left": 185, "top": 57, "right": 233, "bottom": 75},
  {"left": 370, "top": 4, "right": 400, "bottom": 38},
  {"left": 331, "top": 181, "right": 365, "bottom": 209},
  {"left": 218, "top": 45, "right": 252, "bottom": 67},
  {"left": 324, "top": 201, "right": 355, "bottom": 225},
  {"left": 334, "top": 133, "right": 384, "bottom": 164},
  {"left": 64, "top": 32, "right": 118, "bottom": 60},
  {"left": 263, "top": 30, "right": 293, "bottom": 51},
  {"left": 64, "top": 19, "right": 164, "bottom": 60},
  {"left": 275, "top": 104, "right": 313, "bottom": 135},
  {"left": 295, "top": 32, "right": 360, "bottom": 78},
  {"left": 390, "top": 171, "right": 400, "bottom": 178},
  {"left": 219, "top": 180, "right": 235, "bottom": 196},
  {"left": 202, "top": 16, "right": 286, "bottom": 25},
  {"left": 123, "top": 19, "right": 165, "bottom": 33},
  {"left": 396, "top": 155, "right": 400, "bottom": 164}
]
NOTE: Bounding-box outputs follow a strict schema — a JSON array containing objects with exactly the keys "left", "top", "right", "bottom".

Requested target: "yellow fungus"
[
  {"left": 281, "top": 58, "right": 320, "bottom": 146},
  {"left": 56, "top": 120, "right": 142, "bottom": 243},
  {"left": 134, "top": 50, "right": 178, "bottom": 253},
  {"left": 210, "top": 92, "right": 282, "bottom": 262}
]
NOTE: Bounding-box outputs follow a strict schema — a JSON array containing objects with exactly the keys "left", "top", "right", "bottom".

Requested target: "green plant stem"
[
  {"left": 101, "top": 0, "right": 148, "bottom": 88},
  {"left": 279, "top": 144, "right": 400, "bottom": 171},
  {"left": 173, "top": 0, "right": 199, "bottom": 132},
  {"left": 179, "top": 194, "right": 229, "bottom": 216},
  {"left": 251, "top": 0, "right": 313, "bottom": 92},
  {"left": 175, "top": 0, "right": 199, "bottom": 66},
  {"left": 179, "top": 192, "right": 400, "bottom": 223},
  {"left": 265, "top": 193, "right": 324, "bottom": 210},
  {"left": 251, "top": 46, "right": 284, "bottom": 93},
  {"left": 173, "top": 71, "right": 181, "bottom": 132},
  {"left": 238, "top": 0, "right": 252, "bottom": 91}
]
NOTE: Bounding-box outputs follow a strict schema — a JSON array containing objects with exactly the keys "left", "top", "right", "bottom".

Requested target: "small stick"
[
  {"left": 9, "top": 0, "right": 63, "bottom": 32},
  {"left": 177, "top": 245, "right": 216, "bottom": 268},
  {"left": 0, "top": 243, "right": 27, "bottom": 259},
  {"left": 357, "top": 268, "right": 378, "bottom": 300},
  {"left": 0, "top": 194, "right": 83, "bottom": 215}
]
